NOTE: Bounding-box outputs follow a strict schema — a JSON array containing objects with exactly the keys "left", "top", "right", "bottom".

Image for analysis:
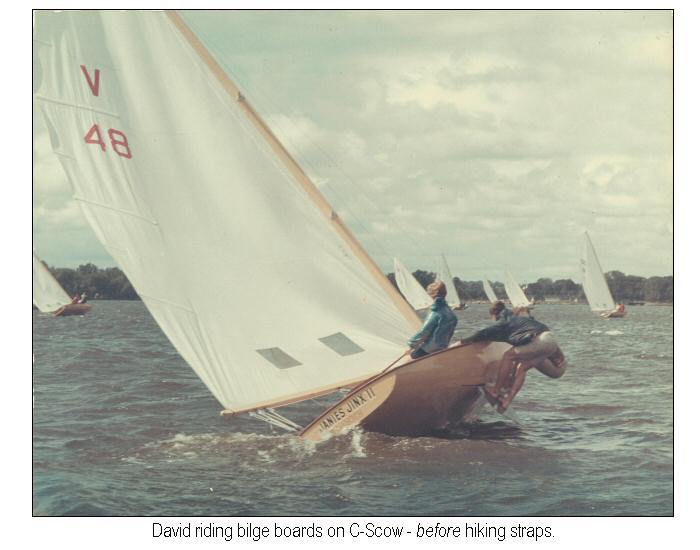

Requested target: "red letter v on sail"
[{"left": 80, "top": 65, "right": 101, "bottom": 96}]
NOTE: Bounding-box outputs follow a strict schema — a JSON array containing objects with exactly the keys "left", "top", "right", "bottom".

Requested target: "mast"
[{"left": 165, "top": 11, "right": 420, "bottom": 330}]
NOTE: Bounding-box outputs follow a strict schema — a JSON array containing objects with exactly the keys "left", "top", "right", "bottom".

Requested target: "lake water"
[{"left": 32, "top": 301, "right": 672, "bottom": 516}]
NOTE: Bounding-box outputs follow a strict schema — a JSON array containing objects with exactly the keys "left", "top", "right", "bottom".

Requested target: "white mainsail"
[
  {"left": 482, "top": 279, "right": 498, "bottom": 304},
  {"left": 33, "top": 251, "right": 71, "bottom": 313},
  {"left": 504, "top": 270, "right": 531, "bottom": 308},
  {"left": 437, "top": 254, "right": 461, "bottom": 308},
  {"left": 580, "top": 232, "right": 615, "bottom": 312},
  {"left": 393, "top": 258, "right": 433, "bottom": 311},
  {"left": 34, "top": 10, "right": 420, "bottom": 414}
]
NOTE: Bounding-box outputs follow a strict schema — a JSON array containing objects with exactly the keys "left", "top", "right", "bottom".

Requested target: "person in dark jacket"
[
  {"left": 460, "top": 315, "right": 567, "bottom": 412},
  {"left": 407, "top": 281, "right": 458, "bottom": 359}
]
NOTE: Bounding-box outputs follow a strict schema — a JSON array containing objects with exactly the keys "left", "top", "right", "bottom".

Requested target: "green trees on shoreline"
[
  {"left": 49, "top": 263, "right": 672, "bottom": 304},
  {"left": 50, "top": 263, "right": 138, "bottom": 300}
]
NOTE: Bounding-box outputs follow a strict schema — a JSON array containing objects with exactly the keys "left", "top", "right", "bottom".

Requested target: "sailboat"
[
  {"left": 33, "top": 251, "right": 91, "bottom": 316},
  {"left": 34, "top": 10, "right": 565, "bottom": 440},
  {"left": 580, "top": 232, "right": 625, "bottom": 318},
  {"left": 504, "top": 270, "right": 534, "bottom": 309},
  {"left": 437, "top": 254, "right": 467, "bottom": 310},
  {"left": 482, "top": 279, "right": 498, "bottom": 304},
  {"left": 393, "top": 257, "right": 433, "bottom": 311}
]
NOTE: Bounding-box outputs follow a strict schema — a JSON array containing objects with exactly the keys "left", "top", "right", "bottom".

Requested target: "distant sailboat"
[
  {"left": 35, "top": 10, "right": 565, "bottom": 440},
  {"left": 437, "top": 254, "right": 467, "bottom": 310},
  {"left": 504, "top": 270, "right": 533, "bottom": 309},
  {"left": 33, "top": 251, "right": 91, "bottom": 316},
  {"left": 482, "top": 279, "right": 498, "bottom": 304},
  {"left": 580, "top": 232, "right": 625, "bottom": 318},
  {"left": 393, "top": 257, "right": 433, "bottom": 311}
]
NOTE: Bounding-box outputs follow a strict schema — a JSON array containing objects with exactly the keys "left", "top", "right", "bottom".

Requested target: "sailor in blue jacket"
[{"left": 407, "top": 281, "right": 458, "bottom": 359}]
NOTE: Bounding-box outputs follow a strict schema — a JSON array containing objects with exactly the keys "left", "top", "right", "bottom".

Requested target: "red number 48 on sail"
[{"left": 84, "top": 124, "right": 132, "bottom": 159}]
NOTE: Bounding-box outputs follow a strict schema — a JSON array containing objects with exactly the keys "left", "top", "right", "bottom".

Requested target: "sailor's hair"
[
  {"left": 489, "top": 301, "right": 505, "bottom": 315},
  {"left": 427, "top": 281, "right": 447, "bottom": 298}
]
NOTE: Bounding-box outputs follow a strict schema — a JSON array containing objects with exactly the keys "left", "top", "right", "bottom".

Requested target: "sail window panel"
[
  {"left": 256, "top": 347, "right": 303, "bottom": 369},
  {"left": 35, "top": 11, "right": 413, "bottom": 412},
  {"left": 318, "top": 332, "right": 365, "bottom": 357}
]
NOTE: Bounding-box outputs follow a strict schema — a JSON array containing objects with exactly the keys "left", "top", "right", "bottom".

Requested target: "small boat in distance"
[
  {"left": 580, "top": 232, "right": 626, "bottom": 318},
  {"left": 393, "top": 257, "right": 433, "bottom": 311},
  {"left": 482, "top": 278, "right": 498, "bottom": 304},
  {"left": 437, "top": 254, "right": 467, "bottom": 310},
  {"left": 504, "top": 270, "right": 534, "bottom": 310},
  {"left": 33, "top": 251, "right": 91, "bottom": 317}
]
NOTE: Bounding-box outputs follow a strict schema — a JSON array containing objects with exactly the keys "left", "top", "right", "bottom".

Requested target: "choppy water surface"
[{"left": 33, "top": 302, "right": 672, "bottom": 516}]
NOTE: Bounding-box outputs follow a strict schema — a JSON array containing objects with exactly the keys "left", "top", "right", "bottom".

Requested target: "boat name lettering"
[{"left": 318, "top": 386, "right": 377, "bottom": 432}]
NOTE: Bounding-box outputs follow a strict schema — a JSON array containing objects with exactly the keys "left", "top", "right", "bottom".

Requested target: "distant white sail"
[
  {"left": 482, "top": 279, "right": 498, "bottom": 303},
  {"left": 33, "top": 251, "right": 71, "bottom": 313},
  {"left": 580, "top": 232, "right": 615, "bottom": 311},
  {"left": 504, "top": 270, "right": 531, "bottom": 308},
  {"left": 437, "top": 254, "right": 461, "bottom": 308},
  {"left": 393, "top": 258, "right": 433, "bottom": 311},
  {"left": 34, "top": 11, "right": 419, "bottom": 414}
]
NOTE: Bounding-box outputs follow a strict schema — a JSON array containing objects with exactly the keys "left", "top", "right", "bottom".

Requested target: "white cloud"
[{"left": 32, "top": 11, "right": 672, "bottom": 280}]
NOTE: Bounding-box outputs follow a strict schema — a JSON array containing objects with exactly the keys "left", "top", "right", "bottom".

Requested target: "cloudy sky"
[{"left": 32, "top": 9, "right": 672, "bottom": 283}]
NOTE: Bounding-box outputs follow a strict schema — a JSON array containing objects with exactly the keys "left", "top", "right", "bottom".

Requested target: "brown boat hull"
[
  {"left": 54, "top": 304, "right": 92, "bottom": 316},
  {"left": 299, "top": 341, "right": 512, "bottom": 442}
]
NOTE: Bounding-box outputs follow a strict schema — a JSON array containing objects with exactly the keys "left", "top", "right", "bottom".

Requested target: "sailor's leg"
[
  {"left": 485, "top": 348, "right": 519, "bottom": 402},
  {"left": 497, "top": 361, "right": 530, "bottom": 413}
]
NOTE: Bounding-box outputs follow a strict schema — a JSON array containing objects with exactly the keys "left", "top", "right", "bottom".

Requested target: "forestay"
[
  {"left": 504, "top": 270, "right": 530, "bottom": 308},
  {"left": 482, "top": 279, "right": 498, "bottom": 304},
  {"left": 33, "top": 251, "right": 71, "bottom": 312},
  {"left": 580, "top": 232, "right": 615, "bottom": 311},
  {"left": 393, "top": 257, "right": 432, "bottom": 311},
  {"left": 34, "top": 11, "right": 420, "bottom": 413},
  {"left": 437, "top": 254, "right": 460, "bottom": 308}
]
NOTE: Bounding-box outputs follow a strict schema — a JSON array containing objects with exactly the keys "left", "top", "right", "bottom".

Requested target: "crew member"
[
  {"left": 407, "top": 281, "right": 458, "bottom": 359},
  {"left": 461, "top": 315, "right": 567, "bottom": 412}
]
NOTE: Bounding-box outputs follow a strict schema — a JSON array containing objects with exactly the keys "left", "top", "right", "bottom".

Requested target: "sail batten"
[
  {"left": 581, "top": 232, "right": 615, "bottom": 311},
  {"left": 35, "top": 10, "right": 419, "bottom": 412}
]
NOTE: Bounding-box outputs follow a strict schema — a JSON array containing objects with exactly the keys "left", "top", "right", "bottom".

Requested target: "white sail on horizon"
[
  {"left": 482, "top": 279, "right": 498, "bottom": 304},
  {"left": 393, "top": 257, "right": 433, "bottom": 311},
  {"left": 34, "top": 10, "right": 420, "bottom": 413},
  {"left": 581, "top": 232, "right": 616, "bottom": 312},
  {"left": 436, "top": 254, "right": 461, "bottom": 308},
  {"left": 504, "top": 270, "right": 531, "bottom": 308},
  {"left": 33, "top": 251, "right": 71, "bottom": 313}
]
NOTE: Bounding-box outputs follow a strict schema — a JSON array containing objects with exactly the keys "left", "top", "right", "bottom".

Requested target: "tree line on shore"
[
  {"left": 48, "top": 262, "right": 673, "bottom": 304},
  {"left": 390, "top": 270, "right": 673, "bottom": 304}
]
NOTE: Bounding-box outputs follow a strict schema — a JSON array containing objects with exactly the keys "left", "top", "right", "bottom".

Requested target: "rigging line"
[{"left": 180, "top": 14, "right": 398, "bottom": 267}]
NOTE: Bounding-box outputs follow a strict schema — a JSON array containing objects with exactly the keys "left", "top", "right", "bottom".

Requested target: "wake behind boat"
[{"left": 34, "top": 10, "right": 566, "bottom": 439}]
